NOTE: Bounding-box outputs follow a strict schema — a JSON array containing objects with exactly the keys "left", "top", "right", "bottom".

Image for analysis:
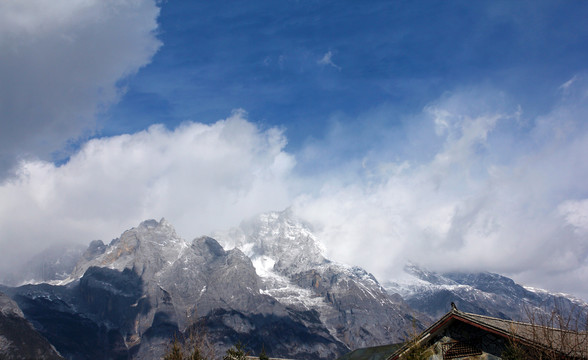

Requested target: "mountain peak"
[
  {"left": 403, "top": 262, "right": 456, "bottom": 286},
  {"left": 214, "top": 209, "right": 326, "bottom": 276},
  {"left": 193, "top": 236, "right": 226, "bottom": 257},
  {"left": 0, "top": 292, "right": 24, "bottom": 318},
  {"left": 138, "top": 219, "right": 160, "bottom": 228},
  {"left": 70, "top": 218, "right": 187, "bottom": 280},
  {"left": 137, "top": 217, "right": 175, "bottom": 233}
]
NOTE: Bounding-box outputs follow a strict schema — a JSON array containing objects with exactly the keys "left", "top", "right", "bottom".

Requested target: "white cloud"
[
  {"left": 317, "top": 50, "right": 341, "bottom": 70},
  {"left": 560, "top": 75, "right": 578, "bottom": 91},
  {"left": 0, "top": 112, "right": 295, "bottom": 273},
  {"left": 559, "top": 199, "right": 588, "bottom": 235},
  {"left": 294, "top": 80, "right": 588, "bottom": 299},
  {"left": 0, "top": 0, "right": 161, "bottom": 175}
]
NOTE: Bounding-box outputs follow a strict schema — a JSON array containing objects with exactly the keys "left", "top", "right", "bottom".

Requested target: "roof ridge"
[
  {"left": 459, "top": 311, "right": 588, "bottom": 334},
  {"left": 458, "top": 311, "right": 524, "bottom": 324}
]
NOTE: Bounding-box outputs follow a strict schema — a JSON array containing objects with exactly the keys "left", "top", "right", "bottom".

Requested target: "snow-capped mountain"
[
  {"left": 215, "top": 209, "right": 327, "bottom": 276},
  {"left": 2, "top": 211, "right": 586, "bottom": 360},
  {"left": 384, "top": 263, "right": 588, "bottom": 325},
  {"left": 1, "top": 216, "right": 401, "bottom": 360},
  {"left": 214, "top": 210, "right": 426, "bottom": 350}
]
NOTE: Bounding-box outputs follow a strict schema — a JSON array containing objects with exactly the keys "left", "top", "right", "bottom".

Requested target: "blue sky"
[
  {"left": 100, "top": 0, "right": 588, "bottom": 179},
  {"left": 2, "top": 0, "right": 588, "bottom": 299},
  {"left": 105, "top": 1, "right": 588, "bottom": 146}
]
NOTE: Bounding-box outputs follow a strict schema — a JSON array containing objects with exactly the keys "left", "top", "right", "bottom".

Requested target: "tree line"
[{"left": 162, "top": 328, "right": 270, "bottom": 360}]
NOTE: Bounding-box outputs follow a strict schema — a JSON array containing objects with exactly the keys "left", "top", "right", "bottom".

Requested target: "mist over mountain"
[
  {"left": 213, "top": 210, "right": 425, "bottom": 349},
  {"left": 1, "top": 243, "right": 86, "bottom": 287}
]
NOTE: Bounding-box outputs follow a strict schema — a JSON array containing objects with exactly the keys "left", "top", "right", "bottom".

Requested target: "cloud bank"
[
  {"left": 0, "top": 112, "right": 295, "bottom": 273},
  {"left": 0, "top": 0, "right": 161, "bottom": 176},
  {"left": 294, "top": 79, "right": 588, "bottom": 299}
]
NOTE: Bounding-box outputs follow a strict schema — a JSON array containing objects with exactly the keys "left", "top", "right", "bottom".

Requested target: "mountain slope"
[
  {"left": 0, "top": 291, "right": 64, "bottom": 360},
  {"left": 384, "top": 263, "right": 588, "bottom": 325}
]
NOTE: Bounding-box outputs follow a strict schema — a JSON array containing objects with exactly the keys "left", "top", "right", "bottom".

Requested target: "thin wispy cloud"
[
  {"left": 317, "top": 51, "right": 341, "bottom": 70},
  {"left": 560, "top": 75, "right": 579, "bottom": 91}
]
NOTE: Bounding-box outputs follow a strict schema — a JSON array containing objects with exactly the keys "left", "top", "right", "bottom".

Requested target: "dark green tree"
[
  {"left": 259, "top": 344, "right": 269, "bottom": 360},
  {"left": 501, "top": 341, "right": 528, "bottom": 360},
  {"left": 223, "top": 342, "right": 248, "bottom": 360},
  {"left": 161, "top": 326, "right": 214, "bottom": 360},
  {"left": 163, "top": 337, "right": 184, "bottom": 360},
  {"left": 187, "top": 346, "right": 204, "bottom": 360}
]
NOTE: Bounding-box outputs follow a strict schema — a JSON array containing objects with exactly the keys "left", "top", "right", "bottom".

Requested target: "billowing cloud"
[
  {"left": 0, "top": 0, "right": 161, "bottom": 176},
  {"left": 2, "top": 20, "right": 588, "bottom": 303},
  {"left": 0, "top": 111, "right": 295, "bottom": 273},
  {"left": 294, "top": 78, "right": 588, "bottom": 299}
]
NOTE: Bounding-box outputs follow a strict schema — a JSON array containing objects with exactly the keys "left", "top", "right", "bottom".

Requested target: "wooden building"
[{"left": 387, "top": 306, "right": 588, "bottom": 360}]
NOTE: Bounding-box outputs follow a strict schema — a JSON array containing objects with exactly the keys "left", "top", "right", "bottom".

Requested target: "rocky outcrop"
[
  {"left": 289, "top": 265, "right": 424, "bottom": 348},
  {"left": 0, "top": 291, "right": 63, "bottom": 360}
]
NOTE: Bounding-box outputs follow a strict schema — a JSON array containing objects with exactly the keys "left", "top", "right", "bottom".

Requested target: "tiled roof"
[
  {"left": 245, "top": 357, "right": 298, "bottom": 360},
  {"left": 388, "top": 309, "right": 588, "bottom": 359},
  {"left": 458, "top": 311, "right": 588, "bottom": 357}
]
